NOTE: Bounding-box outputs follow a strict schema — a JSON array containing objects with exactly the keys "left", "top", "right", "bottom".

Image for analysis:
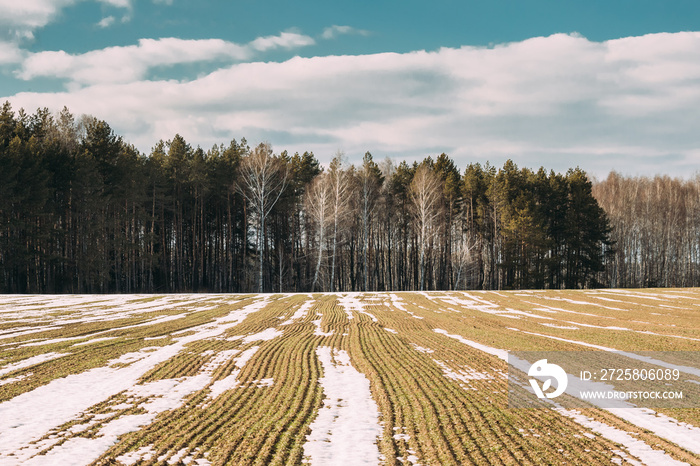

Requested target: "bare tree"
[
  {"left": 238, "top": 142, "right": 288, "bottom": 293},
  {"left": 305, "top": 172, "right": 332, "bottom": 291},
  {"left": 452, "top": 234, "right": 477, "bottom": 290},
  {"left": 593, "top": 172, "right": 700, "bottom": 288},
  {"left": 410, "top": 165, "right": 443, "bottom": 290},
  {"left": 328, "top": 152, "right": 352, "bottom": 292}
]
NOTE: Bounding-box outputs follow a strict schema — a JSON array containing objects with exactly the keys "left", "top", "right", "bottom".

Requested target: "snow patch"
[
  {"left": 0, "top": 297, "right": 269, "bottom": 463},
  {"left": 313, "top": 318, "right": 334, "bottom": 337},
  {"left": 433, "top": 328, "right": 509, "bottom": 361},
  {"left": 208, "top": 346, "right": 260, "bottom": 400},
  {"left": 389, "top": 293, "right": 407, "bottom": 311},
  {"left": 338, "top": 293, "right": 378, "bottom": 321},
  {"left": 507, "top": 328, "right": 700, "bottom": 377},
  {"left": 0, "top": 352, "right": 67, "bottom": 377},
  {"left": 445, "top": 326, "right": 700, "bottom": 457},
  {"left": 116, "top": 445, "right": 155, "bottom": 465},
  {"left": 241, "top": 327, "right": 282, "bottom": 344},
  {"left": 0, "top": 373, "right": 31, "bottom": 387},
  {"left": 303, "top": 347, "right": 382, "bottom": 464},
  {"left": 281, "top": 300, "right": 315, "bottom": 325},
  {"left": 254, "top": 378, "right": 274, "bottom": 388},
  {"left": 411, "top": 344, "right": 433, "bottom": 354},
  {"left": 555, "top": 408, "right": 687, "bottom": 465},
  {"left": 540, "top": 323, "right": 579, "bottom": 330},
  {"left": 0, "top": 326, "right": 65, "bottom": 342},
  {"left": 433, "top": 359, "right": 494, "bottom": 384}
]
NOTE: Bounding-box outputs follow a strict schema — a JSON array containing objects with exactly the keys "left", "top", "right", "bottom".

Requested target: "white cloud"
[
  {"left": 18, "top": 32, "right": 315, "bottom": 86},
  {"left": 100, "top": 0, "right": 131, "bottom": 7},
  {"left": 0, "top": 0, "right": 132, "bottom": 39},
  {"left": 0, "top": 0, "right": 76, "bottom": 38},
  {"left": 6, "top": 32, "right": 700, "bottom": 177},
  {"left": 249, "top": 31, "right": 315, "bottom": 52},
  {"left": 0, "top": 41, "right": 23, "bottom": 64},
  {"left": 18, "top": 38, "right": 251, "bottom": 85},
  {"left": 321, "top": 25, "right": 370, "bottom": 40},
  {"left": 97, "top": 16, "right": 116, "bottom": 28}
]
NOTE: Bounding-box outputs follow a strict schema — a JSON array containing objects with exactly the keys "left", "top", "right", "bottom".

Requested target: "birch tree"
[
  {"left": 410, "top": 164, "right": 443, "bottom": 290},
  {"left": 0, "top": 103, "right": 626, "bottom": 294},
  {"left": 328, "top": 152, "right": 352, "bottom": 292},
  {"left": 238, "top": 142, "right": 288, "bottom": 293},
  {"left": 306, "top": 172, "right": 332, "bottom": 291}
]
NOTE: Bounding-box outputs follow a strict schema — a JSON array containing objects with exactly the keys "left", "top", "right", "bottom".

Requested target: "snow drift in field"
[
  {"left": 0, "top": 297, "right": 270, "bottom": 464},
  {"left": 434, "top": 327, "right": 700, "bottom": 459},
  {"left": 303, "top": 346, "right": 382, "bottom": 464}
]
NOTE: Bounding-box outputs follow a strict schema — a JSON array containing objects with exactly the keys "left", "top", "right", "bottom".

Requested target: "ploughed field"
[{"left": 0, "top": 290, "right": 698, "bottom": 465}]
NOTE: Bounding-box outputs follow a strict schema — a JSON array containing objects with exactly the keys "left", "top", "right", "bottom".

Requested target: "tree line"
[
  {"left": 1, "top": 104, "right": 617, "bottom": 293},
  {"left": 593, "top": 172, "right": 700, "bottom": 288}
]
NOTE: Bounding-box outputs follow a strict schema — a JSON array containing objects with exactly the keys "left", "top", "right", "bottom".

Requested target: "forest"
[{"left": 0, "top": 103, "right": 690, "bottom": 293}]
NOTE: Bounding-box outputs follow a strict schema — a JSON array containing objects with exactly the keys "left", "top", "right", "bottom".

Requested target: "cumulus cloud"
[
  {"left": 17, "top": 32, "right": 315, "bottom": 86},
  {"left": 6, "top": 32, "right": 700, "bottom": 177},
  {"left": 0, "top": 41, "right": 23, "bottom": 64},
  {"left": 321, "top": 25, "right": 370, "bottom": 39},
  {"left": 249, "top": 31, "right": 316, "bottom": 52},
  {"left": 17, "top": 38, "right": 247, "bottom": 85},
  {"left": 0, "top": 0, "right": 75, "bottom": 39},
  {"left": 0, "top": 0, "right": 131, "bottom": 39},
  {"left": 97, "top": 16, "right": 116, "bottom": 28}
]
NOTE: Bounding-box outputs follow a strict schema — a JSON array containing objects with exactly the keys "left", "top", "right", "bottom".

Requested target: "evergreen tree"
[{"left": 0, "top": 102, "right": 622, "bottom": 293}]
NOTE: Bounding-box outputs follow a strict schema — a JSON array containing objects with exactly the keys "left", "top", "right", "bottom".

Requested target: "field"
[{"left": 0, "top": 289, "right": 698, "bottom": 465}]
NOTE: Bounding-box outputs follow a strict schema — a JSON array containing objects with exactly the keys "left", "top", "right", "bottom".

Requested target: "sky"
[{"left": 1, "top": 0, "right": 700, "bottom": 178}]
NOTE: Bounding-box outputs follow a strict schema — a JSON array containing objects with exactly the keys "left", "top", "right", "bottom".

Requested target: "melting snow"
[
  {"left": 281, "top": 300, "right": 315, "bottom": 325},
  {"left": 437, "top": 327, "right": 700, "bottom": 457},
  {"left": 433, "top": 328, "right": 508, "bottom": 361},
  {"left": 254, "top": 378, "right": 274, "bottom": 388},
  {"left": 0, "top": 297, "right": 270, "bottom": 464},
  {"left": 117, "top": 445, "right": 155, "bottom": 466},
  {"left": 507, "top": 328, "right": 700, "bottom": 378},
  {"left": 337, "top": 293, "right": 379, "bottom": 322},
  {"left": 0, "top": 352, "right": 67, "bottom": 377},
  {"left": 0, "top": 374, "right": 31, "bottom": 387},
  {"left": 411, "top": 344, "right": 433, "bottom": 354},
  {"left": 433, "top": 359, "right": 493, "bottom": 384},
  {"left": 241, "top": 328, "right": 283, "bottom": 344},
  {"left": 389, "top": 293, "right": 407, "bottom": 311},
  {"left": 555, "top": 408, "right": 687, "bottom": 465},
  {"left": 303, "top": 347, "right": 382, "bottom": 464},
  {"left": 208, "top": 346, "right": 260, "bottom": 400},
  {"left": 313, "top": 318, "right": 334, "bottom": 337},
  {"left": 540, "top": 323, "right": 579, "bottom": 330},
  {"left": 116, "top": 445, "right": 155, "bottom": 465}
]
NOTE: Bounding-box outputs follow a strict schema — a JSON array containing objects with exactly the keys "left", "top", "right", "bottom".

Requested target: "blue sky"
[{"left": 2, "top": 0, "right": 700, "bottom": 177}]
